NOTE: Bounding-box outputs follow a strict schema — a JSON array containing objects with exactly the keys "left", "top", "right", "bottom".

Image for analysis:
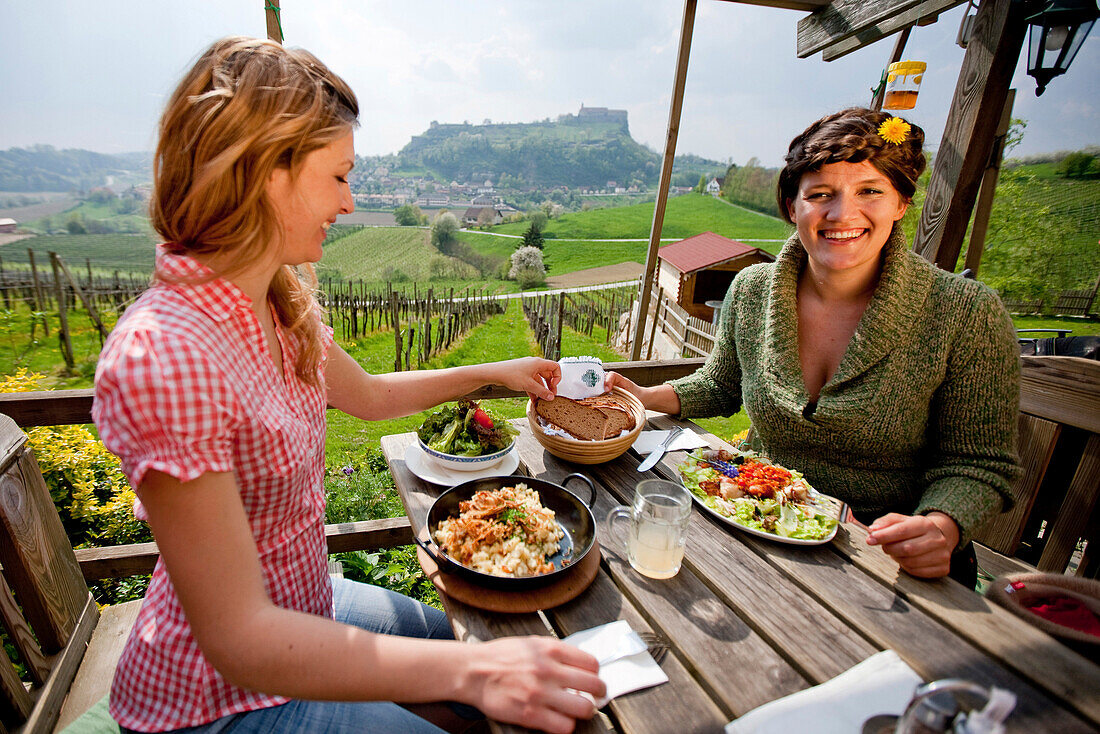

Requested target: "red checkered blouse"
[{"left": 93, "top": 251, "right": 334, "bottom": 731}]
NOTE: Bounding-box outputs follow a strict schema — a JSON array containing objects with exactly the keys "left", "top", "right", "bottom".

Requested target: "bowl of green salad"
[{"left": 417, "top": 399, "right": 519, "bottom": 472}]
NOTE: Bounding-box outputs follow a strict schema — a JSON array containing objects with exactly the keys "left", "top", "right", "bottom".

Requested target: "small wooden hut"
[{"left": 657, "top": 232, "right": 775, "bottom": 319}]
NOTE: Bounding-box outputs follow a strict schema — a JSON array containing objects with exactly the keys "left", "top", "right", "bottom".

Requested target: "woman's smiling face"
[{"left": 787, "top": 160, "right": 908, "bottom": 281}]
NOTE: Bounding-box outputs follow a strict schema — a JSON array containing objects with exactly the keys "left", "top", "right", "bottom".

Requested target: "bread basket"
[{"left": 526, "top": 387, "right": 645, "bottom": 464}]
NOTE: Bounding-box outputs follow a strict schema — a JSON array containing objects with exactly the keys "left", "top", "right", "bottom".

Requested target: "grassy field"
[{"left": 491, "top": 192, "right": 792, "bottom": 241}]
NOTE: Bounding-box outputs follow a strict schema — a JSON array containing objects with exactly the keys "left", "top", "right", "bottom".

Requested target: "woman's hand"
[
  {"left": 865, "top": 511, "right": 960, "bottom": 579},
  {"left": 604, "top": 372, "right": 682, "bottom": 415},
  {"left": 462, "top": 636, "right": 605, "bottom": 734},
  {"left": 488, "top": 357, "right": 560, "bottom": 401}
]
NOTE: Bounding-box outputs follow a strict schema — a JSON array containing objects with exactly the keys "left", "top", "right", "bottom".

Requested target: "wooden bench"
[
  {"left": 1052, "top": 288, "right": 1096, "bottom": 317},
  {"left": 972, "top": 356, "right": 1100, "bottom": 578},
  {"left": 998, "top": 295, "right": 1044, "bottom": 315}
]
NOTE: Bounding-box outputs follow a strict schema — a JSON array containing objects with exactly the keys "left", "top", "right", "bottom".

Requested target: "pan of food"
[{"left": 413, "top": 473, "right": 597, "bottom": 589}]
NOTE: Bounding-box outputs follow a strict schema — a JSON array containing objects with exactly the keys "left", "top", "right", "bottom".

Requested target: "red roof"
[{"left": 658, "top": 231, "right": 769, "bottom": 274}]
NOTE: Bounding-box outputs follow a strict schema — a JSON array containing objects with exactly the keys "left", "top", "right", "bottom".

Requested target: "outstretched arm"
[
  {"left": 325, "top": 345, "right": 560, "bottom": 420},
  {"left": 139, "top": 468, "right": 603, "bottom": 732}
]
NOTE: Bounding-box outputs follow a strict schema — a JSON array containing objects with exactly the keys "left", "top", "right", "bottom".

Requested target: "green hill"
[
  {"left": 491, "top": 193, "right": 791, "bottom": 242},
  {"left": 0, "top": 146, "right": 150, "bottom": 192},
  {"left": 392, "top": 111, "right": 724, "bottom": 189}
]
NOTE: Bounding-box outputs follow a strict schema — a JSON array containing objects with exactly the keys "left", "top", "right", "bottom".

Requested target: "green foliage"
[
  {"left": 393, "top": 203, "right": 424, "bottom": 226},
  {"left": 721, "top": 158, "right": 781, "bottom": 217},
  {"left": 521, "top": 222, "right": 545, "bottom": 250},
  {"left": 1055, "top": 152, "right": 1099, "bottom": 180},
  {"left": 0, "top": 370, "right": 151, "bottom": 550},
  {"left": 974, "top": 169, "right": 1098, "bottom": 304},
  {"left": 430, "top": 212, "right": 460, "bottom": 252},
  {"left": 9, "top": 234, "right": 156, "bottom": 274}
]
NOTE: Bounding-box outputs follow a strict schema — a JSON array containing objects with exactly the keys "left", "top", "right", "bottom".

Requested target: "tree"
[
  {"left": 394, "top": 203, "right": 423, "bottom": 226},
  {"left": 1056, "top": 152, "right": 1098, "bottom": 179},
  {"left": 521, "top": 222, "right": 544, "bottom": 250},
  {"left": 430, "top": 212, "right": 460, "bottom": 254},
  {"left": 509, "top": 246, "right": 546, "bottom": 288},
  {"left": 527, "top": 209, "right": 548, "bottom": 231},
  {"left": 695, "top": 174, "right": 707, "bottom": 193}
]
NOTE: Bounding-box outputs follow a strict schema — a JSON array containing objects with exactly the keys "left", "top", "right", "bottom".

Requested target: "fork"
[{"left": 639, "top": 631, "right": 670, "bottom": 663}]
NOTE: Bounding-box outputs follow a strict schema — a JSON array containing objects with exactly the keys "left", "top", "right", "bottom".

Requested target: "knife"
[{"left": 637, "top": 427, "right": 685, "bottom": 472}]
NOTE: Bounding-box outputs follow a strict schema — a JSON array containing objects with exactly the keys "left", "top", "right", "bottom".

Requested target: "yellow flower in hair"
[{"left": 878, "top": 117, "right": 911, "bottom": 145}]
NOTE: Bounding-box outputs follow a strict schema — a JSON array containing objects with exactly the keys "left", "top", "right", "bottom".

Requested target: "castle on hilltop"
[{"left": 558, "top": 104, "right": 628, "bottom": 125}]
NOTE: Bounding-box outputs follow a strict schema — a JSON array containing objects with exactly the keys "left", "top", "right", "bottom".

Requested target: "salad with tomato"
[
  {"left": 417, "top": 399, "right": 519, "bottom": 456},
  {"left": 678, "top": 448, "right": 839, "bottom": 541}
]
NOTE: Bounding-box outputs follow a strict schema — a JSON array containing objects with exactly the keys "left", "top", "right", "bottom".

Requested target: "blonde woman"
[
  {"left": 94, "top": 37, "right": 602, "bottom": 734},
  {"left": 609, "top": 108, "right": 1019, "bottom": 586}
]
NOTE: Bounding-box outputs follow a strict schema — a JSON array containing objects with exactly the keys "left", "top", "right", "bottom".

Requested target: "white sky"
[{"left": 2, "top": 1, "right": 1098, "bottom": 168}]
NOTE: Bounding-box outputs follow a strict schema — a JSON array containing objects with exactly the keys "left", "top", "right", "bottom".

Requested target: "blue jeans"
[{"left": 121, "top": 579, "right": 458, "bottom": 734}]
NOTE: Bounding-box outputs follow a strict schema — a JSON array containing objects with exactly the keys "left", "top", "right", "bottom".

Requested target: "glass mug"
[{"left": 606, "top": 479, "right": 692, "bottom": 579}]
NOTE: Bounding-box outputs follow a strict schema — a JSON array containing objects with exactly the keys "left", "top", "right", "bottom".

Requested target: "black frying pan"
[{"left": 414, "top": 473, "right": 597, "bottom": 589}]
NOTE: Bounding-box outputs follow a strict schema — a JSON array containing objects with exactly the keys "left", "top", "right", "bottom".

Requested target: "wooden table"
[{"left": 382, "top": 416, "right": 1100, "bottom": 734}]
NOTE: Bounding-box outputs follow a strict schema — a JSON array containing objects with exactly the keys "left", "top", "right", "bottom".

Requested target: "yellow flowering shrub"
[{"left": 0, "top": 370, "right": 151, "bottom": 547}]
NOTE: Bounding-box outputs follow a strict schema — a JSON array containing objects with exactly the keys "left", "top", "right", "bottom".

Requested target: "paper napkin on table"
[
  {"left": 724, "top": 650, "right": 922, "bottom": 734},
  {"left": 631, "top": 429, "right": 709, "bottom": 455},
  {"left": 563, "top": 620, "right": 669, "bottom": 707},
  {"left": 556, "top": 357, "right": 606, "bottom": 400}
]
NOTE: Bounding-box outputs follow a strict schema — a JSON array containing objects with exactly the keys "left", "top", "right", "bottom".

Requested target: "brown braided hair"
[{"left": 776, "top": 107, "right": 925, "bottom": 224}]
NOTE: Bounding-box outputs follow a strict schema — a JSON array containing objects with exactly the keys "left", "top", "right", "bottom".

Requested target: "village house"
[
  {"left": 462, "top": 206, "right": 503, "bottom": 227},
  {"left": 0, "top": 218, "right": 18, "bottom": 234},
  {"left": 657, "top": 231, "right": 775, "bottom": 320},
  {"left": 705, "top": 177, "right": 723, "bottom": 196}
]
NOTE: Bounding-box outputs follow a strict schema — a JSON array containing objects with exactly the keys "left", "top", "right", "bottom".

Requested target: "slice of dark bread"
[{"left": 534, "top": 394, "right": 636, "bottom": 440}]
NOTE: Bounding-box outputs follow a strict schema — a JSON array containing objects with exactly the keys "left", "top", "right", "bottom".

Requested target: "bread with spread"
[{"left": 534, "top": 393, "right": 636, "bottom": 441}]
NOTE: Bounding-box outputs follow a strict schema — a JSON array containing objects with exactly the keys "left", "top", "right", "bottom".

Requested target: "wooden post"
[
  {"left": 630, "top": 0, "right": 697, "bottom": 360},
  {"left": 49, "top": 253, "right": 75, "bottom": 371},
  {"left": 646, "top": 287, "right": 664, "bottom": 361},
  {"left": 963, "top": 88, "right": 1015, "bottom": 277},
  {"left": 27, "top": 250, "right": 48, "bottom": 335},
  {"left": 390, "top": 291, "right": 402, "bottom": 372},
  {"left": 55, "top": 254, "right": 107, "bottom": 342},
  {"left": 913, "top": 0, "right": 1027, "bottom": 272},
  {"left": 555, "top": 294, "right": 564, "bottom": 361},
  {"left": 0, "top": 255, "right": 7, "bottom": 309},
  {"left": 264, "top": 0, "right": 283, "bottom": 44}
]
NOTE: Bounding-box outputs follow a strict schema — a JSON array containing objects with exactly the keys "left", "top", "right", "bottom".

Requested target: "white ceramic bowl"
[{"left": 417, "top": 437, "right": 515, "bottom": 472}]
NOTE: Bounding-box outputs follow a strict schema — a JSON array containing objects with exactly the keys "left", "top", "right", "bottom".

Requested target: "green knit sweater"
[{"left": 670, "top": 228, "right": 1021, "bottom": 542}]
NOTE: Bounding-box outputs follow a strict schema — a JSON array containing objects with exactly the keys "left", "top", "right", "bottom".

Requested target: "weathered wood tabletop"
[{"left": 381, "top": 416, "right": 1100, "bottom": 734}]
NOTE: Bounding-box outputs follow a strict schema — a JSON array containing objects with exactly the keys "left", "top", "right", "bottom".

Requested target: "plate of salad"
[
  {"left": 677, "top": 448, "right": 843, "bottom": 545},
  {"left": 416, "top": 399, "right": 520, "bottom": 471}
]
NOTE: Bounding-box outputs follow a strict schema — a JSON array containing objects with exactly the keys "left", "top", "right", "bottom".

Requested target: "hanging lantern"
[{"left": 1026, "top": 0, "right": 1099, "bottom": 96}]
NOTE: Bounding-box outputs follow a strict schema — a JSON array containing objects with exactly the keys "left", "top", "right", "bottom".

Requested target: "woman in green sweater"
[{"left": 608, "top": 108, "right": 1019, "bottom": 585}]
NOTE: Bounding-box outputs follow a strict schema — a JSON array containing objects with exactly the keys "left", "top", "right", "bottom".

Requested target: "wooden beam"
[
  {"left": 1019, "top": 356, "right": 1100, "bottom": 435},
  {"left": 713, "top": 0, "right": 829, "bottom": 9},
  {"left": 264, "top": 0, "right": 283, "bottom": 44},
  {"left": 913, "top": 0, "right": 1027, "bottom": 271},
  {"left": 963, "top": 88, "right": 1015, "bottom": 276},
  {"left": 821, "top": 0, "right": 965, "bottom": 62},
  {"left": 632, "top": 0, "right": 698, "bottom": 360},
  {"left": 797, "top": 0, "right": 929, "bottom": 59},
  {"left": 870, "top": 27, "right": 911, "bottom": 110}
]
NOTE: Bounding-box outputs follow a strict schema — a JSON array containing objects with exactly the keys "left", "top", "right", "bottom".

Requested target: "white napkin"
[
  {"left": 631, "top": 429, "right": 709, "bottom": 455},
  {"left": 725, "top": 650, "right": 922, "bottom": 734},
  {"left": 563, "top": 620, "right": 669, "bottom": 707},
  {"left": 556, "top": 357, "right": 606, "bottom": 400}
]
